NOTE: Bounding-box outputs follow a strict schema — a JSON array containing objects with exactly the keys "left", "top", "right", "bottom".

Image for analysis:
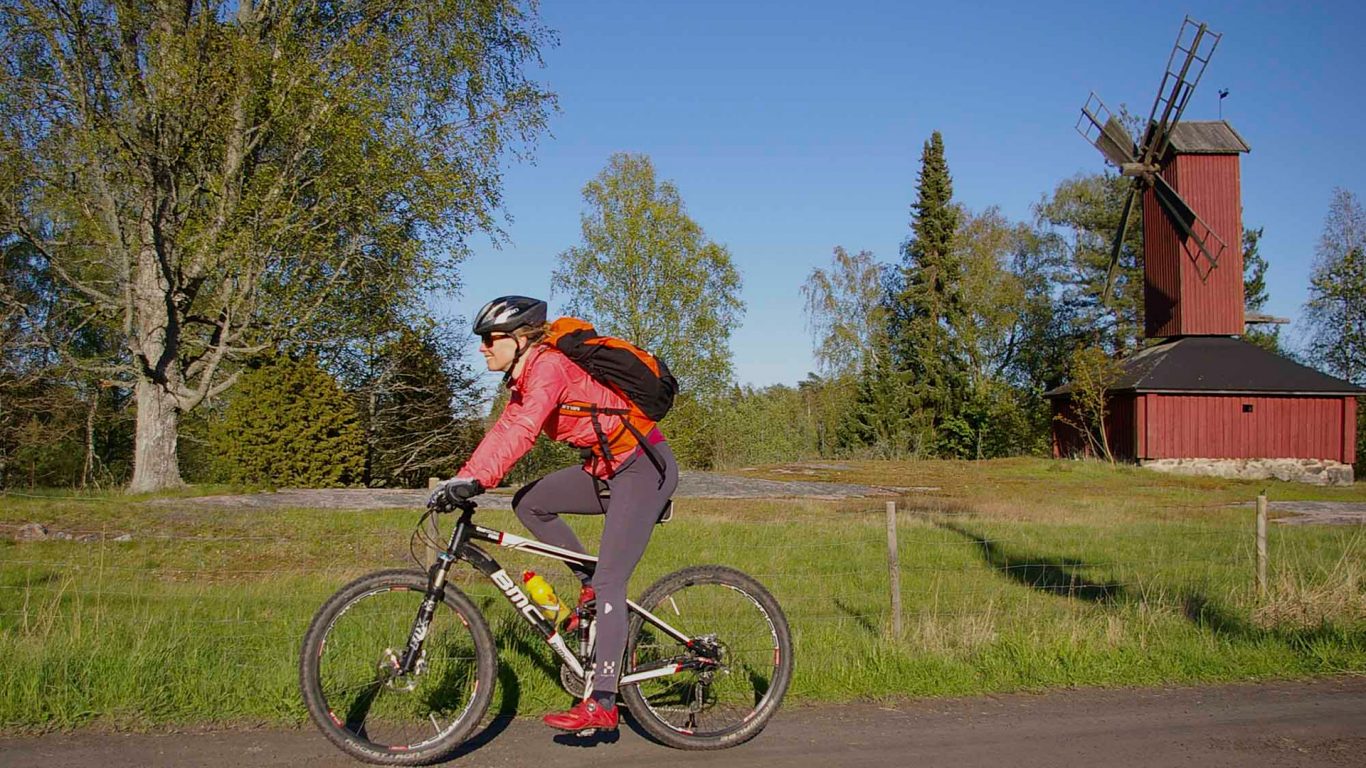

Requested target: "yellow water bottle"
[{"left": 522, "top": 571, "right": 569, "bottom": 623}]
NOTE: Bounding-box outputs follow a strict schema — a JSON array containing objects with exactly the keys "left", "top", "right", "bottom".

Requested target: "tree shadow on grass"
[
  {"left": 1180, "top": 591, "right": 1355, "bottom": 648},
  {"left": 937, "top": 521, "right": 1126, "bottom": 605},
  {"left": 832, "top": 597, "right": 880, "bottom": 636},
  {"left": 939, "top": 520, "right": 1353, "bottom": 649}
]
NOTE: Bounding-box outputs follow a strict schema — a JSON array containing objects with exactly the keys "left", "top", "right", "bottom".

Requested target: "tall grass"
[{"left": 2, "top": 459, "right": 1364, "bottom": 733}]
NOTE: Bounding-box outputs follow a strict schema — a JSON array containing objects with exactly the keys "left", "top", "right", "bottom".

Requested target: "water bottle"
[{"left": 522, "top": 570, "right": 569, "bottom": 623}]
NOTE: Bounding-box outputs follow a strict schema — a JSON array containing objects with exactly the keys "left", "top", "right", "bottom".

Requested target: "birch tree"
[
  {"left": 550, "top": 152, "right": 744, "bottom": 401},
  {"left": 801, "top": 246, "right": 885, "bottom": 377},
  {"left": 1306, "top": 188, "right": 1366, "bottom": 384}
]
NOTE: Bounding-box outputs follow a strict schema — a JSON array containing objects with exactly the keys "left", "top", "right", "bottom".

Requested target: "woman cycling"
[{"left": 429, "top": 295, "right": 680, "bottom": 734}]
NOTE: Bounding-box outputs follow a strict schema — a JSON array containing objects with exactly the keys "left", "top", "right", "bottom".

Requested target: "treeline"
[
  {"left": 6, "top": 138, "right": 1364, "bottom": 488},
  {"left": 0, "top": 311, "right": 487, "bottom": 488}
]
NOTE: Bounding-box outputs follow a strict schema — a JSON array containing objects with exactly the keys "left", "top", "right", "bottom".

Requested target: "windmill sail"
[
  {"left": 1079, "top": 16, "right": 1225, "bottom": 304},
  {"left": 1141, "top": 17, "right": 1221, "bottom": 165},
  {"left": 1078, "top": 94, "right": 1137, "bottom": 168}
]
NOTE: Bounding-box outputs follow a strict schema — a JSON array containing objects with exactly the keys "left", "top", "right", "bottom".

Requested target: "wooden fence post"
[
  {"left": 886, "top": 501, "right": 902, "bottom": 638},
  {"left": 1256, "top": 493, "right": 1268, "bottom": 598}
]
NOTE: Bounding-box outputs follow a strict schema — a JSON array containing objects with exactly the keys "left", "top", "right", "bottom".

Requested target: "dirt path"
[
  {"left": 144, "top": 476, "right": 1366, "bottom": 524},
  {"left": 4, "top": 678, "right": 1363, "bottom": 768},
  {"left": 1256, "top": 500, "right": 1366, "bottom": 526}
]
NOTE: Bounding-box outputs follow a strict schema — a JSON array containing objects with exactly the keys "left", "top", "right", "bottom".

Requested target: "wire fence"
[{"left": 1, "top": 491, "right": 1334, "bottom": 639}]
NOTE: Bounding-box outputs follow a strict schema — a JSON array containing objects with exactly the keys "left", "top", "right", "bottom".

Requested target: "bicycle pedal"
[{"left": 575, "top": 728, "right": 598, "bottom": 737}]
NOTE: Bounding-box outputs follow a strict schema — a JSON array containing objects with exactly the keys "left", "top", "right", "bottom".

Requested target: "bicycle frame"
[{"left": 399, "top": 502, "right": 713, "bottom": 692}]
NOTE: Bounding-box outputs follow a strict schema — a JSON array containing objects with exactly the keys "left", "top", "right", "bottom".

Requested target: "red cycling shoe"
[{"left": 543, "top": 698, "right": 618, "bottom": 732}]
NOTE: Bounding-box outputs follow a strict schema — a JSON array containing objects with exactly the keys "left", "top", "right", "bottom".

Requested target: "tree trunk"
[
  {"left": 82, "top": 390, "right": 97, "bottom": 489},
  {"left": 128, "top": 378, "right": 185, "bottom": 493}
]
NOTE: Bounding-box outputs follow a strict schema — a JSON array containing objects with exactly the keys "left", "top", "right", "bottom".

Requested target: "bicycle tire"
[
  {"left": 300, "top": 569, "right": 497, "bottom": 765},
  {"left": 619, "top": 565, "right": 793, "bottom": 750}
]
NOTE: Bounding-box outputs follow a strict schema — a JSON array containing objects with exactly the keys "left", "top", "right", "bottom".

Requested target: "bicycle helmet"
[{"left": 472, "top": 295, "right": 547, "bottom": 336}]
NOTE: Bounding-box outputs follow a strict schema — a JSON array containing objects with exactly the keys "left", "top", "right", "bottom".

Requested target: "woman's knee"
[{"left": 512, "top": 479, "right": 555, "bottom": 523}]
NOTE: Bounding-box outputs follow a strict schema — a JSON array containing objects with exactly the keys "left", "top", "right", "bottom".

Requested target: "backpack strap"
[{"left": 558, "top": 401, "right": 666, "bottom": 483}]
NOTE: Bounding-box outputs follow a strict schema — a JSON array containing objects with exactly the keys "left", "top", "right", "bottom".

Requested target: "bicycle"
[{"left": 299, "top": 496, "right": 794, "bottom": 765}]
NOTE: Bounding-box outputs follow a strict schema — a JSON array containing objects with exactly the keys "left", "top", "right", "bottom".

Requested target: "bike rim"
[
  {"left": 630, "top": 581, "right": 783, "bottom": 738},
  {"left": 314, "top": 585, "right": 481, "bottom": 753}
]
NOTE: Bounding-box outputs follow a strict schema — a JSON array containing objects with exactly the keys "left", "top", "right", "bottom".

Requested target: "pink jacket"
[{"left": 458, "top": 345, "right": 657, "bottom": 487}]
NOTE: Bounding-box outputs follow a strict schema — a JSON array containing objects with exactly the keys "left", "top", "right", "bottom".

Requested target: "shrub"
[{"left": 211, "top": 355, "right": 365, "bottom": 487}]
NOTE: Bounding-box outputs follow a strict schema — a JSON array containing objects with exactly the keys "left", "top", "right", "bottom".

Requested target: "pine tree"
[{"left": 887, "top": 131, "right": 967, "bottom": 455}]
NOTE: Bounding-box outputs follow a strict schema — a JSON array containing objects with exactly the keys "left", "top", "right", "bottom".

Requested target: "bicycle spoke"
[
  {"left": 313, "top": 584, "right": 482, "bottom": 750},
  {"left": 630, "top": 579, "right": 783, "bottom": 738}
]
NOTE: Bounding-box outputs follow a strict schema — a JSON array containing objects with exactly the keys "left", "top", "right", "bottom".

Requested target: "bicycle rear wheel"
[
  {"left": 299, "top": 569, "right": 496, "bottom": 765},
  {"left": 620, "top": 565, "right": 793, "bottom": 750}
]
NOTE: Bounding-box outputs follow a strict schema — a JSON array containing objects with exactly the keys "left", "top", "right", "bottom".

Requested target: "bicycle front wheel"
[
  {"left": 620, "top": 565, "right": 793, "bottom": 750},
  {"left": 299, "top": 569, "right": 496, "bottom": 766}
]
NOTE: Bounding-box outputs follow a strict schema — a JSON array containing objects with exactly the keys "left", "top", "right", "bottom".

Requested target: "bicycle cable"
[{"left": 407, "top": 508, "right": 444, "bottom": 569}]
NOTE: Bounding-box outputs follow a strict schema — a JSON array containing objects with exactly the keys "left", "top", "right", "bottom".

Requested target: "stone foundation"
[{"left": 1141, "top": 458, "right": 1355, "bottom": 486}]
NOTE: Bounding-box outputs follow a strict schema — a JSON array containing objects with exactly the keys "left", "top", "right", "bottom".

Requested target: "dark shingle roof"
[
  {"left": 1045, "top": 336, "right": 1366, "bottom": 397},
  {"left": 1165, "top": 121, "right": 1251, "bottom": 154}
]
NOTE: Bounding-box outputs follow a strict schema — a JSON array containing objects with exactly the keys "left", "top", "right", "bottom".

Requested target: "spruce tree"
[
  {"left": 888, "top": 131, "right": 967, "bottom": 455},
  {"left": 365, "top": 327, "right": 483, "bottom": 488}
]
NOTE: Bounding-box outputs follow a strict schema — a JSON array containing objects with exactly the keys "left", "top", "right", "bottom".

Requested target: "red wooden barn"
[
  {"left": 1050, "top": 337, "right": 1360, "bottom": 464},
  {"left": 1047, "top": 121, "right": 1365, "bottom": 476}
]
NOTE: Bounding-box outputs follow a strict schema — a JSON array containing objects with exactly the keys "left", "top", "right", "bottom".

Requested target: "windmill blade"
[
  {"left": 1100, "top": 183, "right": 1139, "bottom": 306},
  {"left": 1077, "top": 93, "right": 1137, "bottom": 168},
  {"left": 1138, "top": 17, "right": 1222, "bottom": 165},
  {"left": 1151, "top": 174, "right": 1227, "bottom": 274}
]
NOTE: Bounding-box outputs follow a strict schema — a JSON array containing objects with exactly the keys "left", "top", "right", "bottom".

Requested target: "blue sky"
[{"left": 438, "top": 0, "right": 1366, "bottom": 388}]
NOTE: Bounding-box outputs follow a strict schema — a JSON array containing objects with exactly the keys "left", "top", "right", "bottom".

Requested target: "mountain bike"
[{"left": 299, "top": 497, "right": 793, "bottom": 765}]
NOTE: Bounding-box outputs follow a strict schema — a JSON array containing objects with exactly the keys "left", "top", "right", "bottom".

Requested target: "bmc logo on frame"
[{"left": 491, "top": 569, "right": 545, "bottom": 624}]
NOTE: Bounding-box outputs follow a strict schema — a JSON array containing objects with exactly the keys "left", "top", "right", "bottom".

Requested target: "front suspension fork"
[{"left": 397, "top": 508, "right": 473, "bottom": 674}]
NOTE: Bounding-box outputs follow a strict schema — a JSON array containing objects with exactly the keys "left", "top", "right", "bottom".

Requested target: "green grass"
[{"left": 1, "top": 458, "right": 1363, "bottom": 733}]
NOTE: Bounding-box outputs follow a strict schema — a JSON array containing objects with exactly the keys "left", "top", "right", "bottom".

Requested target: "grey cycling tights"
[{"left": 512, "top": 442, "right": 680, "bottom": 694}]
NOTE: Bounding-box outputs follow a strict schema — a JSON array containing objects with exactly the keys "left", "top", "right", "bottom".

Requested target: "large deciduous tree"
[
  {"left": 551, "top": 152, "right": 744, "bottom": 402},
  {"left": 0, "top": 0, "right": 555, "bottom": 491}
]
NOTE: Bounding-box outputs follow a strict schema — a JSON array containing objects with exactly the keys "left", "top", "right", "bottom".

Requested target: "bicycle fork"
[
  {"left": 396, "top": 509, "right": 475, "bottom": 676},
  {"left": 396, "top": 551, "right": 456, "bottom": 675}
]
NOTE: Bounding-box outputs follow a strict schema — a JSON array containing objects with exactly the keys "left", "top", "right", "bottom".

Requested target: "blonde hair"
[{"left": 511, "top": 322, "right": 549, "bottom": 345}]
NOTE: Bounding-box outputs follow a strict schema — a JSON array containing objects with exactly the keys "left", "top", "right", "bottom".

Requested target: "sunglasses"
[{"left": 479, "top": 332, "right": 512, "bottom": 347}]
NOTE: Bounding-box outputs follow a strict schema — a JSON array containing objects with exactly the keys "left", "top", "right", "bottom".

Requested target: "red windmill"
[{"left": 1047, "top": 17, "right": 1364, "bottom": 484}]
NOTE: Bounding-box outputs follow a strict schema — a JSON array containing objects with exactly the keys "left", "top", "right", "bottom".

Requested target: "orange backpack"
[{"left": 542, "top": 318, "right": 677, "bottom": 473}]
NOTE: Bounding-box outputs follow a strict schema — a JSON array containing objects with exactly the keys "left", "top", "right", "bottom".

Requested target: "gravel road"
[{"left": 3, "top": 678, "right": 1363, "bottom": 768}]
